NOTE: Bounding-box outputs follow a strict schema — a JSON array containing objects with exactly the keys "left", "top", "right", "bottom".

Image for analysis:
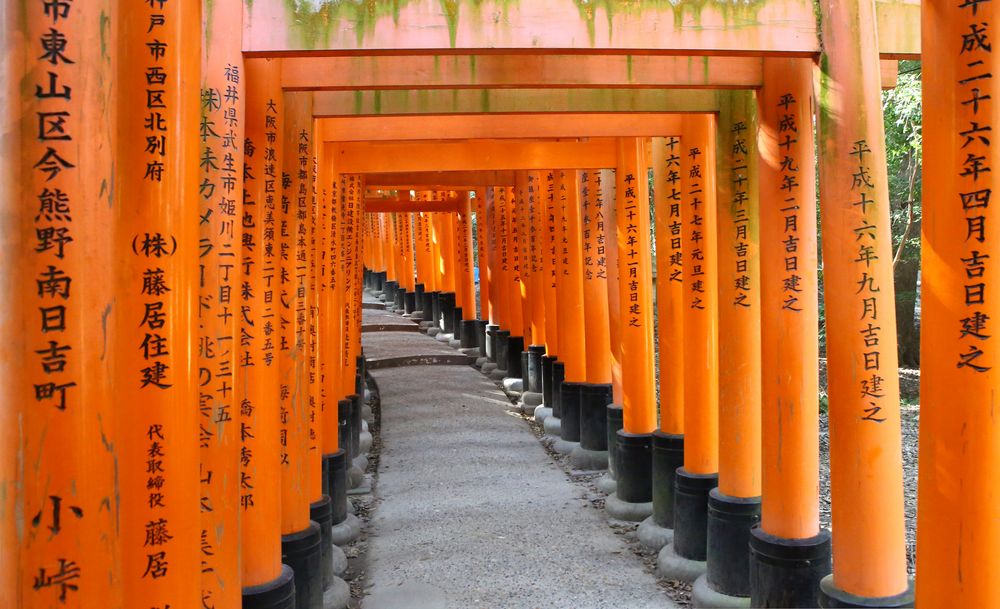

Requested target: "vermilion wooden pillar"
[
  {"left": 818, "top": 0, "right": 911, "bottom": 602},
  {"left": 476, "top": 193, "right": 491, "bottom": 321},
  {"left": 658, "top": 115, "right": 720, "bottom": 572},
  {"left": 198, "top": 2, "right": 245, "bottom": 605},
  {"left": 241, "top": 58, "right": 293, "bottom": 602},
  {"left": 6, "top": 2, "right": 122, "bottom": 607},
  {"left": 917, "top": 2, "right": 999, "bottom": 606},
  {"left": 647, "top": 136, "right": 686, "bottom": 544},
  {"left": 116, "top": 1, "right": 201, "bottom": 607},
  {"left": 607, "top": 138, "right": 657, "bottom": 522},
  {"left": 751, "top": 57, "right": 830, "bottom": 607}
]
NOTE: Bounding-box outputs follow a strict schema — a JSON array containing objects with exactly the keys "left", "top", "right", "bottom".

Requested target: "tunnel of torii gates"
[{"left": 0, "top": 0, "right": 997, "bottom": 608}]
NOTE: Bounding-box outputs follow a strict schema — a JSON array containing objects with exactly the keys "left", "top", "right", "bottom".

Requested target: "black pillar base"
[
  {"left": 579, "top": 383, "right": 612, "bottom": 451},
  {"left": 476, "top": 320, "right": 489, "bottom": 356},
  {"left": 526, "top": 345, "right": 545, "bottom": 393},
  {"left": 819, "top": 577, "right": 914, "bottom": 608},
  {"left": 348, "top": 393, "right": 362, "bottom": 458},
  {"left": 486, "top": 324, "right": 500, "bottom": 361},
  {"left": 706, "top": 489, "right": 761, "bottom": 597},
  {"left": 440, "top": 292, "right": 456, "bottom": 332},
  {"left": 378, "top": 271, "right": 388, "bottom": 292},
  {"left": 560, "top": 382, "right": 585, "bottom": 443},
  {"left": 430, "top": 291, "right": 442, "bottom": 328},
  {"left": 414, "top": 282, "right": 425, "bottom": 303},
  {"left": 551, "top": 361, "right": 566, "bottom": 417},
  {"left": 615, "top": 430, "right": 653, "bottom": 503},
  {"left": 309, "top": 495, "right": 335, "bottom": 589},
  {"left": 606, "top": 404, "right": 624, "bottom": 478},
  {"left": 281, "top": 521, "right": 323, "bottom": 609},
  {"left": 673, "top": 468, "right": 718, "bottom": 561},
  {"left": 460, "top": 319, "right": 478, "bottom": 348},
  {"left": 452, "top": 306, "right": 464, "bottom": 335},
  {"left": 403, "top": 290, "right": 416, "bottom": 314},
  {"left": 424, "top": 290, "right": 437, "bottom": 323},
  {"left": 506, "top": 335, "right": 525, "bottom": 378},
  {"left": 242, "top": 564, "right": 296, "bottom": 609},
  {"left": 384, "top": 280, "right": 398, "bottom": 303},
  {"left": 750, "top": 527, "right": 832, "bottom": 608},
  {"left": 541, "top": 355, "right": 557, "bottom": 408},
  {"left": 394, "top": 286, "right": 405, "bottom": 310},
  {"left": 324, "top": 450, "right": 349, "bottom": 525},
  {"left": 337, "top": 399, "right": 352, "bottom": 461},
  {"left": 652, "top": 431, "right": 684, "bottom": 528},
  {"left": 496, "top": 330, "right": 510, "bottom": 372}
]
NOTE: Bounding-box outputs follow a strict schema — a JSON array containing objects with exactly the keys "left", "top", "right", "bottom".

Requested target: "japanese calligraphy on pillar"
[
  {"left": 954, "top": 3, "right": 993, "bottom": 374},
  {"left": 728, "top": 121, "right": 753, "bottom": 308},
  {"left": 560, "top": 172, "right": 572, "bottom": 280},
  {"left": 622, "top": 170, "right": 642, "bottom": 327},
  {"left": 582, "top": 171, "right": 608, "bottom": 281},
  {"left": 26, "top": 0, "right": 85, "bottom": 603},
  {"left": 528, "top": 174, "right": 539, "bottom": 277},
  {"left": 686, "top": 145, "right": 707, "bottom": 311},
  {"left": 664, "top": 138, "right": 683, "bottom": 285},
  {"left": 499, "top": 188, "right": 510, "bottom": 276},
  {"left": 197, "top": 18, "right": 244, "bottom": 606},
  {"left": 775, "top": 93, "right": 805, "bottom": 312},
  {"left": 848, "top": 138, "right": 890, "bottom": 422}
]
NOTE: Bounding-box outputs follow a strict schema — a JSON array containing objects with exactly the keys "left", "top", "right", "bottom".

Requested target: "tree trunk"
[{"left": 895, "top": 257, "right": 920, "bottom": 368}]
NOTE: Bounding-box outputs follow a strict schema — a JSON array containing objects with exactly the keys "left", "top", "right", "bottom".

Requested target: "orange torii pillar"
[
  {"left": 198, "top": 4, "right": 245, "bottom": 607},
  {"left": 482, "top": 188, "right": 507, "bottom": 375},
  {"left": 542, "top": 170, "right": 568, "bottom": 434},
  {"left": 748, "top": 57, "right": 832, "bottom": 607},
  {"left": 116, "top": 2, "right": 202, "bottom": 608},
  {"left": 433, "top": 206, "right": 459, "bottom": 340},
  {"left": 490, "top": 186, "right": 522, "bottom": 380},
  {"left": 567, "top": 170, "right": 616, "bottom": 471},
  {"left": 606, "top": 138, "right": 658, "bottom": 522},
  {"left": 519, "top": 172, "right": 548, "bottom": 409},
  {"left": 370, "top": 212, "right": 386, "bottom": 294},
  {"left": 241, "top": 57, "right": 295, "bottom": 606},
  {"left": 455, "top": 195, "right": 480, "bottom": 350},
  {"left": 322, "top": 171, "right": 360, "bottom": 550},
  {"left": 917, "top": 4, "right": 1000, "bottom": 606},
  {"left": 414, "top": 208, "right": 436, "bottom": 322},
  {"left": 499, "top": 184, "right": 527, "bottom": 380},
  {"left": 658, "top": 115, "right": 721, "bottom": 577},
  {"left": 2, "top": 3, "right": 122, "bottom": 607},
  {"left": 473, "top": 191, "right": 493, "bottom": 365},
  {"left": 603, "top": 164, "right": 626, "bottom": 466},
  {"left": 640, "top": 135, "right": 686, "bottom": 552},
  {"left": 279, "top": 91, "right": 323, "bottom": 609},
  {"left": 400, "top": 212, "right": 418, "bottom": 314},
  {"left": 341, "top": 175, "right": 369, "bottom": 494},
  {"left": 553, "top": 170, "right": 589, "bottom": 443},
  {"left": 691, "top": 91, "right": 764, "bottom": 603},
  {"left": 314, "top": 144, "right": 354, "bottom": 588},
  {"left": 500, "top": 175, "right": 531, "bottom": 386},
  {"left": 427, "top": 208, "right": 452, "bottom": 336},
  {"left": 536, "top": 171, "right": 562, "bottom": 424},
  {"left": 816, "top": 0, "right": 912, "bottom": 605},
  {"left": 380, "top": 213, "right": 399, "bottom": 309}
]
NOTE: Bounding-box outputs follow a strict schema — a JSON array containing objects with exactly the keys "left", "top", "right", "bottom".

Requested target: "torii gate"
[{"left": 2, "top": 1, "right": 993, "bottom": 609}]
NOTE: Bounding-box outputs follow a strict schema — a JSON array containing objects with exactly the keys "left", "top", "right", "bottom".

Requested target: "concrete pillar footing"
[
  {"left": 331, "top": 543, "right": 348, "bottom": 577},
  {"left": 434, "top": 332, "right": 454, "bottom": 343},
  {"left": 488, "top": 368, "right": 508, "bottom": 381},
  {"left": 596, "top": 473, "right": 617, "bottom": 495},
  {"left": 359, "top": 431, "right": 373, "bottom": 453},
  {"left": 323, "top": 576, "right": 351, "bottom": 609},
  {"left": 448, "top": 339, "right": 462, "bottom": 349},
  {"left": 502, "top": 377, "right": 524, "bottom": 393},
  {"left": 657, "top": 541, "right": 708, "bottom": 582},
  {"left": 637, "top": 515, "right": 674, "bottom": 552},
  {"left": 418, "top": 321, "right": 436, "bottom": 329},
  {"left": 330, "top": 513, "right": 363, "bottom": 546},
  {"left": 348, "top": 464, "right": 364, "bottom": 488},
  {"left": 569, "top": 445, "right": 608, "bottom": 471},
  {"left": 426, "top": 327, "right": 442, "bottom": 337},
  {"left": 692, "top": 574, "right": 750, "bottom": 609},
  {"left": 543, "top": 415, "right": 562, "bottom": 436},
  {"left": 552, "top": 438, "right": 579, "bottom": 455},
  {"left": 605, "top": 494, "right": 653, "bottom": 522},
  {"left": 475, "top": 356, "right": 489, "bottom": 368},
  {"left": 533, "top": 405, "right": 552, "bottom": 423},
  {"left": 521, "top": 391, "right": 543, "bottom": 407},
  {"left": 460, "top": 347, "right": 480, "bottom": 357}
]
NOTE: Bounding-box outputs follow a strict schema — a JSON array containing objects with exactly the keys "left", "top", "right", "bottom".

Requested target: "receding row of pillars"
[
  {"left": 360, "top": 59, "right": 994, "bottom": 609},
  {"left": 2, "top": 0, "right": 996, "bottom": 607}
]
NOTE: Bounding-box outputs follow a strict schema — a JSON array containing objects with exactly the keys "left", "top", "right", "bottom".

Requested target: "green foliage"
[{"left": 882, "top": 60, "right": 923, "bottom": 261}]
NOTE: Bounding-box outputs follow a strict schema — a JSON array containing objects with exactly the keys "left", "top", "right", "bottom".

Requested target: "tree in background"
[{"left": 883, "top": 60, "right": 922, "bottom": 368}]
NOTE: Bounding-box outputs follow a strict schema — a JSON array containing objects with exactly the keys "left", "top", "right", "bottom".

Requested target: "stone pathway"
[{"left": 360, "top": 300, "right": 674, "bottom": 609}]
